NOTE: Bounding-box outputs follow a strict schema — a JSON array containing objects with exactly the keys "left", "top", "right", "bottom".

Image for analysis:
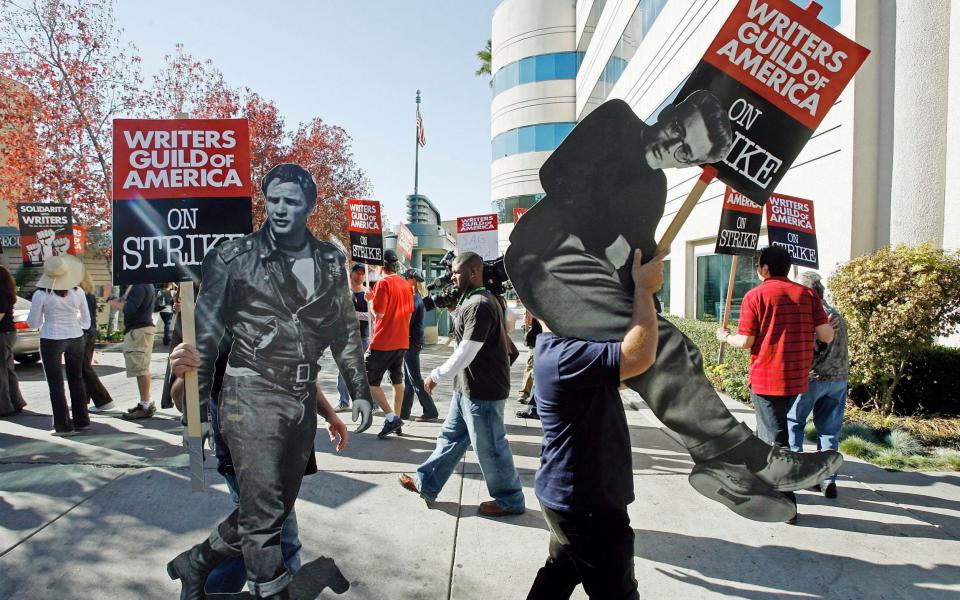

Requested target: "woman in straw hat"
[{"left": 26, "top": 254, "right": 91, "bottom": 436}]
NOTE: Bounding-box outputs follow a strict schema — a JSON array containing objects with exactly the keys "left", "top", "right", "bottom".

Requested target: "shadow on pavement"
[{"left": 636, "top": 530, "right": 960, "bottom": 599}]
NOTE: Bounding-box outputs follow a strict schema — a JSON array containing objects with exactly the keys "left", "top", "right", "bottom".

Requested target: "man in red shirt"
[
  {"left": 366, "top": 249, "right": 414, "bottom": 439},
  {"left": 718, "top": 246, "right": 835, "bottom": 521}
]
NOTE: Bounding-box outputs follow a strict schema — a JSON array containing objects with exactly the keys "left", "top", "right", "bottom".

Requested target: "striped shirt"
[{"left": 738, "top": 277, "right": 828, "bottom": 396}]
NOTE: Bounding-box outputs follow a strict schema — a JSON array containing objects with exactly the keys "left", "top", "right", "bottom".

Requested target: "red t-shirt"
[
  {"left": 738, "top": 277, "right": 828, "bottom": 396},
  {"left": 369, "top": 274, "right": 413, "bottom": 351}
]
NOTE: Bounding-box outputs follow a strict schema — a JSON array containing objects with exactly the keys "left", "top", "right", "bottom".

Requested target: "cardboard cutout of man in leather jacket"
[{"left": 166, "top": 163, "right": 373, "bottom": 600}]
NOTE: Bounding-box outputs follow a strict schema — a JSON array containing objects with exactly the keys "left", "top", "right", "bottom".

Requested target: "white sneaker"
[{"left": 89, "top": 401, "right": 116, "bottom": 413}]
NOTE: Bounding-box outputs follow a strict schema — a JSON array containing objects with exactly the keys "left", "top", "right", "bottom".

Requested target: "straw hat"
[{"left": 36, "top": 254, "right": 84, "bottom": 291}]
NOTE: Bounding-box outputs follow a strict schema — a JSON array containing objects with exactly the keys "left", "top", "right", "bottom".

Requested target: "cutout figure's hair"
[
  {"left": 676, "top": 90, "right": 733, "bottom": 162},
  {"left": 797, "top": 271, "right": 825, "bottom": 297},
  {"left": 261, "top": 163, "right": 318, "bottom": 205}
]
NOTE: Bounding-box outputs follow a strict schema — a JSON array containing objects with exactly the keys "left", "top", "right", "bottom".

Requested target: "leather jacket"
[{"left": 195, "top": 226, "right": 370, "bottom": 414}]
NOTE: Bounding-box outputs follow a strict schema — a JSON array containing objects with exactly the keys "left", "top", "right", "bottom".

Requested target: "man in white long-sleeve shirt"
[{"left": 398, "top": 252, "right": 524, "bottom": 517}]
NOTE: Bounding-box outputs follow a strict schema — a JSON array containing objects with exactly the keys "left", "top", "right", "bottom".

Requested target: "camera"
[{"left": 422, "top": 251, "right": 511, "bottom": 311}]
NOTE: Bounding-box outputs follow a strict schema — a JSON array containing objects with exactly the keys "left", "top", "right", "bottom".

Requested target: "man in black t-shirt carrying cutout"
[
  {"left": 526, "top": 249, "right": 663, "bottom": 599},
  {"left": 398, "top": 252, "right": 525, "bottom": 517}
]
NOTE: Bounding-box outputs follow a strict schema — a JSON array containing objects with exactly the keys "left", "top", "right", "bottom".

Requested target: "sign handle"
[
  {"left": 717, "top": 254, "right": 739, "bottom": 364},
  {"left": 656, "top": 165, "right": 718, "bottom": 255},
  {"left": 180, "top": 280, "right": 204, "bottom": 491}
]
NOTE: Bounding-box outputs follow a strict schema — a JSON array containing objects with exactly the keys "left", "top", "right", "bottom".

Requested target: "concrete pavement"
[{"left": 1, "top": 332, "right": 959, "bottom": 599}]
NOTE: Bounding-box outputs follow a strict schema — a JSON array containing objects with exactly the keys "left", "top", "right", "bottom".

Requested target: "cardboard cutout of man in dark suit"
[
  {"left": 166, "top": 164, "right": 373, "bottom": 599},
  {"left": 505, "top": 94, "right": 841, "bottom": 523}
]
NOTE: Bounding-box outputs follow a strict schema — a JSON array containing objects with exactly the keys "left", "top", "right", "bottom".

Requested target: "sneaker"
[
  {"left": 823, "top": 481, "right": 838, "bottom": 499},
  {"left": 688, "top": 461, "right": 797, "bottom": 523},
  {"left": 415, "top": 415, "right": 439, "bottom": 423},
  {"left": 75, "top": 425, "right": 91, "bottom": 432},
  {"left": 753, "top": 445, "right": 843, "bottom": 492},
  {"left": 334, "top": 403, "right": 351, "bottom": 413},
  {"left": 377, "top": 417, "right": 404, "bottom": 439},
  {"left": 122, "top": 403, "right": 156, "bottom": 420},
  {"left": 89, "top": 401, "right": 116, "bottom": 413},
  {"left": 51, "top": 429, "right": 77, "bottom": 437},
  {"left": 516, "top": 408, "right": 540, "bottom": 420},
  {"left": 517, "top": 396, "right": 530, "bottom": 405}
]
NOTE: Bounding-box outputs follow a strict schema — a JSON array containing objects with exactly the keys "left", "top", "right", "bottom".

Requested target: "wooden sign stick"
[
  {"left": 717, "top": 254, "right": 739, "bottom": 363},
  {"left": 179, "top": 280, "right": 204, "bottom": 491},
  {"left": 655, "top": 165, "right": 718, "bottom": 256}
]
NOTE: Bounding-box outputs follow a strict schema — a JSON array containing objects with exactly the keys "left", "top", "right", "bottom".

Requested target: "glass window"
[
  {"left": 492, "top": 194, "right": 544, "bottom": 223},
  {"left": 695, "top": 254, "right": 761, "bottom": 322},
  {"left": 492, "top": 123, "right": 575, "bottom": 160},
  {"left": 656, "top": 259, "right": 671, "bottom": 313},
  {"left": 579, "top": 0, "right": 670, "bottom": 119},
  {"left": 491, "top": 52, "right": 581, "bottom": 97}
]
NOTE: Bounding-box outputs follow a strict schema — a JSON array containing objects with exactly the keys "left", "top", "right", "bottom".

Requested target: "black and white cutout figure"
[
  {"left": 167, "top": 163, "right": 373, "bottom": 599},
  {"left": 505, "top": 94, "right": 842, "bottom": 523}
]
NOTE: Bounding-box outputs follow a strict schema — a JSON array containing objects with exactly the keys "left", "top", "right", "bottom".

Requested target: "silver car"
[{"left": 13, "top": 296, "right": 41, "bottom": 364}]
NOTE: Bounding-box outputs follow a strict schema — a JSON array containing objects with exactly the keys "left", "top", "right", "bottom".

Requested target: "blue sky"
[{"left": 116, "top": 0, "right": 500, "bottom": 229}]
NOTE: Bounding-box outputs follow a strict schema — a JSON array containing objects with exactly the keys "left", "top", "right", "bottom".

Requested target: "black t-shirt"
[
  {"left": 534, "top": 333, "right": 633, "bottom": 513},
  {"left": 352, "top": 290, "right": 370, "bottom": 338},
  {"left": 0, "top": 294, "right": 15, "bottom": 333},
  {"left": 452, "top": 290, "right": 510, "bottom": 400},
  {"left": 409, "top": 293, "right": 425, "bottom": 347}
]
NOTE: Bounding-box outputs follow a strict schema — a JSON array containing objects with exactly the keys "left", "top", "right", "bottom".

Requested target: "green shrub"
[
  {"left": 850, "top": 345, "right": 960, "bottom": 416},
  {"left": 667, "top": 316, "right": 751, "bottom": 403},
  {"left": 829, "top": 243, "right": 960, "bottom": 416},
  {"left": 804, "top": 420, "right": 817, "bottom": 442},
  {"left": 840, "top": 435, "right": 880, "bottom": 460},
  {"left": 885, "top": 429, "right": 923, "bottom": 455},
  {"left": 839, "top": 422, "right": 879, "bottom": 444}
]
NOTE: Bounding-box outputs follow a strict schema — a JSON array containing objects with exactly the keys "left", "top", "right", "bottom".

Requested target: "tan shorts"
[{"left": 123, "top": 327, "right": 155, "bottom": 377}]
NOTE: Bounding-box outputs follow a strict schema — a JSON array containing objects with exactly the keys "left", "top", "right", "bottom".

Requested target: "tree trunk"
[{"left": 880, "top": 359, "right": 907, "bottom": 416}]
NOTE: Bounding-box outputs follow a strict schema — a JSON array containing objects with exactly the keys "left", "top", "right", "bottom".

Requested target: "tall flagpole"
[{"left": 414, "top": 90, "right": 421, "bottom": 197}]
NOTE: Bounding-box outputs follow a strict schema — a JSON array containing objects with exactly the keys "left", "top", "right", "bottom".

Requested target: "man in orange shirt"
[{"left": 366, "top": 249, "right": 414, "bottom": 438}]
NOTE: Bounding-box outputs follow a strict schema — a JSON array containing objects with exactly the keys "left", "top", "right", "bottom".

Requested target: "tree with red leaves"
[
  {"left": 144, "top": 46, "right": 370, "bottom": 247},
  {"left": 0, "top": 0, "right": 142, "bottom": 229}
]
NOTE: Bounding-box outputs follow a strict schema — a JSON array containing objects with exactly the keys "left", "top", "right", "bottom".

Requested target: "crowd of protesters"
[{"left": 1, "top": 241, "right": 849, "bottom": 600}]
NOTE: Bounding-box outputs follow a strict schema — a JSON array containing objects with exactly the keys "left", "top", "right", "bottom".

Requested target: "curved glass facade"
[
  {"left": 492, "top": 122, "right": 575, "bottom": 159},
  {"left": 492, "top": 193, "right": 544, "bottom": 223},
  {"left": 491, "top": 52, "right": 580, "bottom": 96}
]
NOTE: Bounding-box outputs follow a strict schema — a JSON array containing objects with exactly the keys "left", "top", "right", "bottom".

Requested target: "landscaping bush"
[
  {"left": 850, "top": 345, "right": 960, "bottom": 416},
  {"left": 829, "top": 243, "right": 960, "bottom": 416},
  {"left": 666, "top": 316, "right": 751, "bottom": 403}
]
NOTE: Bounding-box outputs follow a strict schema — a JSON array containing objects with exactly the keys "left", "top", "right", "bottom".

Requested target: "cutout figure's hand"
[
  {"left": 352, "top": 398, "right": 373, "bottom": 433},
  {"left": 53, "top": 237, "right": 71, "bottom": 255}
]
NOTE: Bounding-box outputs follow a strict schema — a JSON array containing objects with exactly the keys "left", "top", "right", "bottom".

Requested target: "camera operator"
[{"left": 398, "top": 252, "right": 524, "bottom": 517}]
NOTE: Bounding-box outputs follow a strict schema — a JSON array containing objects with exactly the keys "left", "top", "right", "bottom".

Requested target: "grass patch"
[
  {"left": 844, "top": 406, "right": 960, "bottom": 449},
  {"left": 839, "top": 431, "right": 959, "bottom": 472}
]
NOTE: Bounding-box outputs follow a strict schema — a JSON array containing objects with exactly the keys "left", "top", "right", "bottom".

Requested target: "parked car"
[{"left": 13, "top": 296, "right": 40, "bottom": 364}]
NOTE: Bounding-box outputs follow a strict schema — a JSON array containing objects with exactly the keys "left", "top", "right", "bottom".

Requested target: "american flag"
[{"left": 416, "top": 105, "right": 426, "bottom": 147}]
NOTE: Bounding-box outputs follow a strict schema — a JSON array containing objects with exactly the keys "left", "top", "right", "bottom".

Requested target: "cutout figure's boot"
[
  {"left": 166, "top": 539, "right": 232, "bottom": 600},
  {"left": 753, "top": 444, "right": 843, "bottom": 492}
]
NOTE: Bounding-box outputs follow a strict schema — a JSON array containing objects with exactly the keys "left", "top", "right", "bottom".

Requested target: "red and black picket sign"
[
  {"left": 17, "top": 203, "right": 75, "bottom": 266},
  {"left": 677, "top": 0, "right": 869, "bottom": 205},
  {"left": 765, "top": 192, "right": 818, "bottom": 268},
  {"left": 347, "top": 199, "right": 384, "bottom": 266},
  {"left": 714, "top": 187, "right": 763, "bottom": 255},
  {"left": 111, "top": 118, "right": 253, "bottom": 284}
]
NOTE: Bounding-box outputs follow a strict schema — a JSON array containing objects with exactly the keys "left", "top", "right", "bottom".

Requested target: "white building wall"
[{"left": 490, "top": 0, "right": 576, "bottom": 205}]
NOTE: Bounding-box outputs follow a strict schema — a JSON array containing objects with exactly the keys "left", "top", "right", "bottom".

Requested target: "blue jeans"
[
  {"left": 337, "top": 333, "right": 370, "bottom": 406},
  {"left": 416, "top": 392, "right": 524, "bottom": 512},
  {"left": 788, "top": 379, "right": 847, "bottom": 483},
  {"left": 205, "top": 472, "right": 303, "bottom": 594},
  {"left": 400, "top": 343, "right": 439, "bottom": 420}
]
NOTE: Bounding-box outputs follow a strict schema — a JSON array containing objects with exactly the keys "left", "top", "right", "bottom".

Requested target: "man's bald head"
[{"left": 452, "top": 251, "right": 484, "bottom": 293}]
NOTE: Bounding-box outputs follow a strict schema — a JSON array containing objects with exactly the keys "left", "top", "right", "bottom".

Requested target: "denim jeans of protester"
[
  {"left": 788, "top": 379, "right": 847, "bottom": 483},
  {"left": 337, "top": 333, "right": 370, "bottom": 406},
  {"left": 400, "top": 343, "right": 439, "bottom": 420},
  {"left": 416, "top": 391, "right": 524, "bottom": 512}
]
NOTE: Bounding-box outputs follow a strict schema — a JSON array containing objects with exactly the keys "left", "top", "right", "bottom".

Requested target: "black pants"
[
  {"left": 160, "top": 311, "right": 174, "bottom": 344},
  {"left": 527, "top": 504, "right": 638, "bottom": 600},
  {"left": 0, "top": 331, "right": 25, "bottom": 416},
  {"left": 208, "top": 375, "right": 316, "bottom": 596},
  {"left": 751, "top": 392, "right": 796, "bottom": 447},
  {"left": 82, "top": 333, "right": 113, "bottom": 408},
  {"left": 400, "top": 343, "right": 438, "bottom": 419},
  {"left": 40, "top": 337, "right": 88, "bottom": 433}
]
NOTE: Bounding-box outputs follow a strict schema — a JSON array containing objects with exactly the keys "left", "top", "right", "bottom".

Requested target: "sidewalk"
[{"left": 1, "top": 335, "right": 959, "bottom": 599}]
